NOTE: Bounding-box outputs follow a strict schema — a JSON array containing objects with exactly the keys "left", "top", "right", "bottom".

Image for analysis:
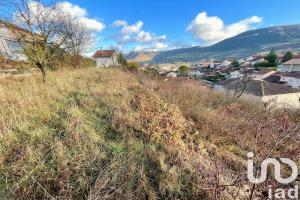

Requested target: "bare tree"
[
  {"left": 11, "top": 0, "right": 71, "bottom": 82},
  {"left": 231, "top": 75, "right": 251, "bottom": 103},
  {"left": 64, "top": 16, "right": 92, "bottom": 68}
]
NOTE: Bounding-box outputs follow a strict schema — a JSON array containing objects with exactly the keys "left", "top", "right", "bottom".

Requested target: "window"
[{"left": 5, "top": 40, "right": 23, "bottom": 54}]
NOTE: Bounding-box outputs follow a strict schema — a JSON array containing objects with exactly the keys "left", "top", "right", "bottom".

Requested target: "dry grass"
[
  {"left": 0, "top": 68, "right": 299, "bottom": 199},
  {"left": 0, "top": 68, "right": 208, "bottom": 199}
]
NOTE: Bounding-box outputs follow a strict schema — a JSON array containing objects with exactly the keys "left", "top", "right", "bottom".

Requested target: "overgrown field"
[{"left": 0, "top": 68, "right": 299, "bottom": 199}]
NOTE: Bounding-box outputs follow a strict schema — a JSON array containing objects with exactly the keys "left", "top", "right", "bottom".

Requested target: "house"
[
  {"left": 272, "top": 72, "right": 300, "bottom": 88},
  {"left": 277, "top": 59, "right": 300, "bottom": 72},
  {"left": 219, "top": 59, "right": 232, "bottom": 68},
  {"left": 93, "top": 50, "right": 118, "bottom": 68},
  {"left": 250, "top": 69, "right": 276, "bottom": 80},
  {"left": 0, "top": 21, "right": 27, "bottom": 61},
  {"left": 228, "top": 70, "right": 242, "bottom": 79},
  {"left": 240, "top": 62, "right": 251, "bottom": 68},
  {"left": 251, "top": 58, "right": 265, "bottom": 66},
  {"left": 189, "top": 70, "right": 204, "bottom": 77},
  {"left": 214, "top": 78, "right": 300, "bottom": 108},
  {"left": 166, "top": 72, "right": 177, "bottom": 78}
]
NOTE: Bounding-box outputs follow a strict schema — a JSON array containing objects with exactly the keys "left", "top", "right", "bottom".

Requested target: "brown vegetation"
[{"left": 0, "top": 67, "right": 299, "bottom": 199}]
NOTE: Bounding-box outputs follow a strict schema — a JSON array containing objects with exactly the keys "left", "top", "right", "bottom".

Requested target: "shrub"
[{"left": 127, "top": 61, "right": 140, "bottom": 71}]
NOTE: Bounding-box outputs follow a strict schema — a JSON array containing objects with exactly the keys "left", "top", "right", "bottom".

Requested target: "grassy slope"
[{"left": 0, "top": 68, "right": 299, "bottom": 199}]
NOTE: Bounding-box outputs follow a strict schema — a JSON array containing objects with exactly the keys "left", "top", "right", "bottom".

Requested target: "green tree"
[
  {"left": 282, "top": 51, "right": 294, "bottom": 63},
  {"left": 264, "top": 50, "right": 278, "bottom": 67},
  {"left": 231, "top": 60, "right": 240, "bottom": 68},
  {"left": 127, "top": 61, "right": 139, "bottom": 71},
  {"left": 178, "top": 65, "right": 190, "bottom": 76},
  {"left": 117, "top": 53, "right": 128, "bottom": 66}
]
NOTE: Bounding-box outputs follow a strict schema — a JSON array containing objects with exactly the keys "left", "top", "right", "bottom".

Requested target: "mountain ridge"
[{"left": 128, "top": 24, "right": 300, "bottom": 63}]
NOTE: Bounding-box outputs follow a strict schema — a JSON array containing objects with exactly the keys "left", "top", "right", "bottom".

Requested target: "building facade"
[
  {"left": 93, "top": 50, "right": 118, "bottom": 68},
  {"left": 0, "top": 22, "right": 26, "bottom": 61},
  {"left": 277, "top": 59, "right": 300, "bottom": 72}
]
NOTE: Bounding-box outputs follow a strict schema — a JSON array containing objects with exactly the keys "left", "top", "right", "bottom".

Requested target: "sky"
[{"left": 20, "top": 0, "right": 300, "bottom": 54}]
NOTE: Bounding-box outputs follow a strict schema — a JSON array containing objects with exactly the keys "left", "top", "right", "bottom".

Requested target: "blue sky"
[{"left": 59, "top": 0, "right": 300, "bottom": 53}]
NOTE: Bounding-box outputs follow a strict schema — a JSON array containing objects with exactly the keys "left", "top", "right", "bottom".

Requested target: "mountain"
[
  {"left": 152, "top": 24, "right": 300, "bottom": 63},
  {"left": 126, "top": 51, "right": 160, "bottom": 62}
]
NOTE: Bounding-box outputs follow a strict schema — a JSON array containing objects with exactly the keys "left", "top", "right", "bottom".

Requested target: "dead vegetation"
[{"left": 0, "top": 68, "right": 299, "bottom": 199}]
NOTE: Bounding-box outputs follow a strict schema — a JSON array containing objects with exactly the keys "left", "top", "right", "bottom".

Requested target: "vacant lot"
[{"left": 0, "top": 68, "right": 299, "bottom": 199}]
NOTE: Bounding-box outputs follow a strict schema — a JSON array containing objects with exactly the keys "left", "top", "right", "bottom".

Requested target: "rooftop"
[
  {"left": 93, "top": 50, "right": 116, "bottom": 58},
  {"left": 217, "top": 78, "right": 299, "bottom": 96},
  {"left": 263, "top": 75, "right": 282, "bottom": 83},
  {"left": 282, "top": 58, "right": 300, "bottom": 65},
  {"left": 252, "top": 69, "right": 274, "bottom": 75},
  {"left": 274, "top": 72, "right": 300, "bottom": 78}
]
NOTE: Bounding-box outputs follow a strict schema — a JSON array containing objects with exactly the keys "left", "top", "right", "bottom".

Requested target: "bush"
[
  {"left": 178, "top": 65, "right": 190, "bottom": 76},
  {"left": 126, "top": 61, "right": 140, "bottom": 71}
]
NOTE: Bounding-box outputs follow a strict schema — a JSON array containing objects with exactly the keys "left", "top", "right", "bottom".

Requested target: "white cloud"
[
  {"left": 113, "top": 20, "right": 143, "bottom": 34},
  {"left": 122, "top": 21, "right": 143, "bottom": 34},
  {"left": 79, "top": 17, "right": 105, "bottom": 32},
  {"left": 112, "top": 20, "right": 167, "bottom": 51},
  {"left": 59, "top": 2, "right": 87, "bottom": 19},
  {"left": 59, "top": 1, "right": 105, "bottom": 32},
  {"left": 112, "top": 20, "right": 128, "bottom": 27},
  {"left": 133, "top": 45, "right": 145, "bottom": 51},
  {"left": 153, "top": 42, "right": 168, "bottom": 50},
  {"left": 136, "top": 31, "right": 153, "bottom": 42},
  {"left": 18, "top": 1, "right": 105, "bottom": 32},
  {"left": 133, "top": 42, "right": 168, "bottom": 52},
  {"left": 187, "top": 12, "right": 262, "bottom": 44}
]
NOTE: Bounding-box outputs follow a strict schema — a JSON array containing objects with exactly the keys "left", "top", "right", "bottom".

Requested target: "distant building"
[
  {"left": 0, "top": 21, "right": 27, "bottom": 61},
  {"left": 277, "top": 59, "right": 300, "bottom": 72},
  {"left": 250, "top": 69, "right": 276, "bottom": 80},
  {"left": 166, "top": 72, "right": 177, "bottom": 78},
  {"left": 272, "top": 72, "right": 300, "bottom": 88},
  {"left": 229, "top": 70, "right": 242, "bottom": 79},
  {"left": 214, "top": 78, "right": 300, "bottom": 108},
  {"left": 93, "top": 50, "right": 118, "bottom": 68}
]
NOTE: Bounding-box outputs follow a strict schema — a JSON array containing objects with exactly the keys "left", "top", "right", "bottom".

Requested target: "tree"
[
  {"left": 117, "top": 53, "right": 128, "bottom": 66},
  {"left": 127, "top": 61, "right": 139, "bottom": 71},
  {"left": 12, "top": 0, "right": 71, "bottom": 82},
  {"left": 264, "top": 50, "right": 278, "bottom": 67},
  {"left": 64, "top": 16, "right": 92, "bottom": 68},
  {"left": 178, "top": 65, "right": 190, "bottom": 76},
  {"left": 231, "top": 59, "right": 240, "bottom": 68},
  {"left": 282, "top": 51, "right": 294, "bottom": 63}
]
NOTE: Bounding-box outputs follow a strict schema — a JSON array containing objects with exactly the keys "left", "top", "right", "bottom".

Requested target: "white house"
[
  {"left": 272, "top": 72, "right": 300, "bottom": 88},
  {"left": 93, "top": 50, "right": 118, "bottom": 68},
  {"left": 214, "top": 78, "right": 300, "bottom": 108},
  {"left": 166, "top": 72, "right": 177, "bottom": 78},
  {"left": 229, "top": 70, "right": 242, "bottom": 79},
  {"left": 189, "top": 70, "right": 204, "bottom": 77},
  {"left": 0, "top": 21, "right": 27, "bottom": 61},
  {"left": 277, "top": 59, "right": 300, "bottom": 72}
]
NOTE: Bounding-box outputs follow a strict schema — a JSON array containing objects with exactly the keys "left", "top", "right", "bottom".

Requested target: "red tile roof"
[{"left": 93, "top": 50, "right": 116, "bottom": 58}]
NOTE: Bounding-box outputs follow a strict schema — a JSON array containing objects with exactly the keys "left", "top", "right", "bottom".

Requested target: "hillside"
[
  {"left": 0, "top": 68, "right": 299, "bottom": 199},
  {"left": 152, "top": 24, "right": 300, "bottom": 63},
  {"left": 126, "top": 51, "right": 160, "bottom": 62}
]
